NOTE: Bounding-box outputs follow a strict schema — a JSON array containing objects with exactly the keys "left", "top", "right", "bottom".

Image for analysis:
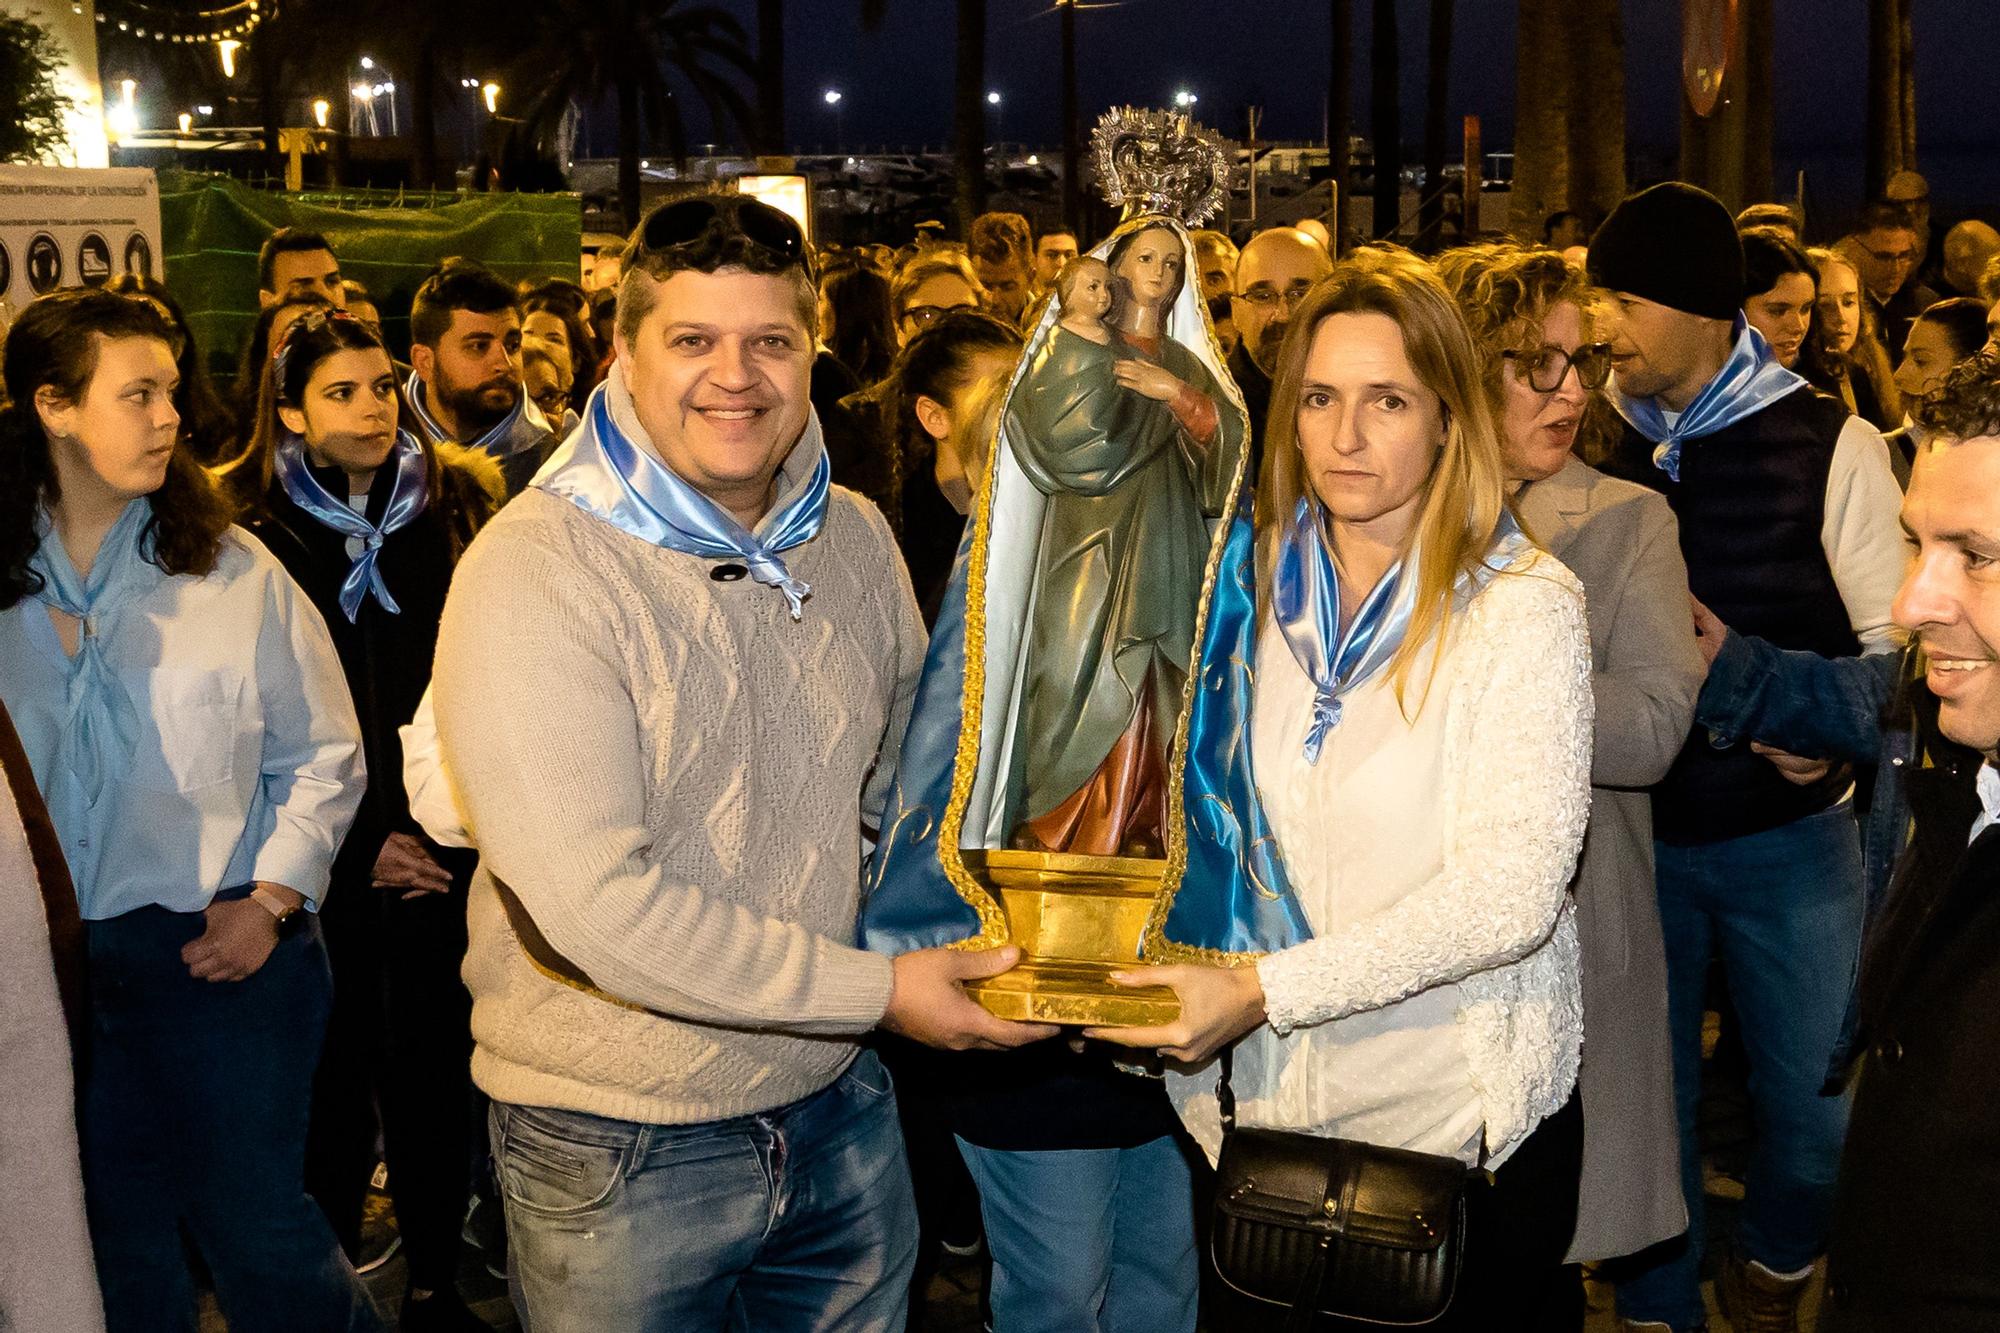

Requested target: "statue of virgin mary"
[{"left": 864, "top": 109, "right": 1311, "bottom": 1005}]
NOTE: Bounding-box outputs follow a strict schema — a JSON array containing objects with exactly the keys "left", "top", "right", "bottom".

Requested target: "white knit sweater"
[
  {"left": 1170, "top": 549, "right": 1594, "bottom": 1166},
  {"left": 432, "top": 446, "right": 927, "bottom": 1125}
]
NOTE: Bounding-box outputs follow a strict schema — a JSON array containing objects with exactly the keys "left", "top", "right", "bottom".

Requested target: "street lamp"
[
  {"left": 217, "top": 39, "right": 240, "bottom": 79},
  {"left": 178, "top": 111, "right": 192, "bottom": 134},
  {"left": 987, "top": 90, "right": 1001, "bottom": 105},
  {"left": 482, "top": 82, "right": 501, "bottom": 115},
  {"left": 312, "top": 98, "right": 330, "bottom": 129},
  {"left": 106, "top": 78, "right": 138, "bottom": 141},
  {"left": 360, "top": 56, "right": 375, "bottom": 70},
  {"left": 1174, "top": 89, "right": 1198, "bottom": 108},
  {"left": 987, "top": 89, "right": 1004, "bottom": 144},
  {"left": 822, "top": 88, "right": 844, "bottom": 151}
]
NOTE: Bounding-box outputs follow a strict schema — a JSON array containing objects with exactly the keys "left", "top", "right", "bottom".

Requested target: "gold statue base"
[{"left": 960, "top": 849, "right": 1182, "bottom": 1027}]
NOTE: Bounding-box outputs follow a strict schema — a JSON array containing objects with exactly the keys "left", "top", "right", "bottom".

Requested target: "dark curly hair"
[
  {"left": 1915, "top": 348, "right": 2000, "bottom": 443},
  {"left": 1, "top": 288, "right": 232, "bottom": 610}
]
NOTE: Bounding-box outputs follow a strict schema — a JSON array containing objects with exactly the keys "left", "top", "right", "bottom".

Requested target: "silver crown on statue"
[{"left": 1091, "top": 106, "right": 1232, "bottom": 226}]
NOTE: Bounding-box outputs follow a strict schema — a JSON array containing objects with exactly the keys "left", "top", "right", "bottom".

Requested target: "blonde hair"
[
  {"left": 1809, "top": 245, "right": 1903, "bottom": 424},
  {"left": 1255, "top": 258, "right": 1512, "bottom": 711},
  {"left": 938, "top": 370, "right": 1010, "bottom": 505}
]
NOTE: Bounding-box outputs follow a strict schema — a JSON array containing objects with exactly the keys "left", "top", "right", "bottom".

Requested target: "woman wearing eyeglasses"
[
  {"left": 220, "top": 308, "right": 504, "bottom": 1332},
  {"left": 1437, "top": 243, "right": 1705, "bottom": 1305}
]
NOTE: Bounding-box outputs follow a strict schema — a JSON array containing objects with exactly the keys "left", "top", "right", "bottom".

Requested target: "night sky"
[{"left": 721, "top": 0, "right": 2000, "bottom": 214}]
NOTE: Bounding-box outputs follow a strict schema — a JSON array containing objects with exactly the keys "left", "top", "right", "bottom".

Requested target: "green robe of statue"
[{"left": 1001, "top": 325, "right": 1243, "bottom": 835}]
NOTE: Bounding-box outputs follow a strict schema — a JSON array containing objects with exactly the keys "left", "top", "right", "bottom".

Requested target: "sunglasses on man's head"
[
  {"left": 1503, "top": 342, "right": 1613, "bottom": 393},
  {"left": 637, "top": 196, "right": 811, "bottom": 277}
]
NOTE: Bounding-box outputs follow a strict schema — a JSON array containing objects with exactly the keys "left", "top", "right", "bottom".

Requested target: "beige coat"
[
  {"left": 1519, "top": 457, "right": 1703, "bottom": 1263},
  {"left": 0, "top": 704, "right": 105, "bottom": 1332}
]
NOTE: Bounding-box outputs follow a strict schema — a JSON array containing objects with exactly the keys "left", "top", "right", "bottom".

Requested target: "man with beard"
[
  {"left": 1228, "top": 225, "right": 1332, "bottom": 466},
  {"left": 407, "top": 259, "right": 558, "bottom": 497}
]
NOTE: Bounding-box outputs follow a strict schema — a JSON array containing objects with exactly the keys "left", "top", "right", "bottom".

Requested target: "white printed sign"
[{"left": 0, "top": 164, "right": 163, "bottom": 314}]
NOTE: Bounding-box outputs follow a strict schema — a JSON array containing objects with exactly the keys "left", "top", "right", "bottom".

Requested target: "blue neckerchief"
[
  {"left": 537, "top": 377, "right": 831, "bottom": 620},
  {"left": 1273, "top": 495, "right": 1420, "bottom": 763},
  {"left": 405, "top": 371, "right": 543, "bottom": 460},
  {"left": 1611, "top": 319, "right": 1807, "bottom": 482},
  {"left": 274, "top": 429, "right": 431, "bottom": 622},
  {"left": 26, "top": 499, "right": 154, "bottom": 805},
  {"left": 1273, "top": 502, "right": 1529, "bottom": 762}
]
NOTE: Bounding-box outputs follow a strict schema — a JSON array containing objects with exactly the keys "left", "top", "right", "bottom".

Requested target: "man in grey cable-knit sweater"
[{"left": 432, "top": 199, "right": 1053, "bottom": 1332}]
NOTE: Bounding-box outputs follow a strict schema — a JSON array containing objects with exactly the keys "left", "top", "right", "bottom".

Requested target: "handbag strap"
[{"left": 1218, "top": 1045, "right": 1236, "bottom": 1133}]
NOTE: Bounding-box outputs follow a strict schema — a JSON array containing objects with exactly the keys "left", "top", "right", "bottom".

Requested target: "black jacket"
[
  {"left": 245, "top": 445, "right": 502, "bottom": 887},
  {"left": 1822, "top": 716, "right": 1994, "bottom": 1330}
]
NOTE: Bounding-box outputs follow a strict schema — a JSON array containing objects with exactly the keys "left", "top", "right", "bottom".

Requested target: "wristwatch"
[{"left": 250, "top": 886, "right": 305, "bottom": 936}]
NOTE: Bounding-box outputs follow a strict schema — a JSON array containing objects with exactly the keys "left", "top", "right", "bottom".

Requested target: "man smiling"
[
  {"left": 1819, "top": 352, "right": 2000, "bottom": 1330},
  {"left": 430, "top": 196, "right": 1051, "bottom": 1331}
]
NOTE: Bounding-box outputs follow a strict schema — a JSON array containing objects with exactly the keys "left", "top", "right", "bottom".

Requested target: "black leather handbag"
[{"left": 1208, "top": 1049, "right": 1473, "bottom": 1330}]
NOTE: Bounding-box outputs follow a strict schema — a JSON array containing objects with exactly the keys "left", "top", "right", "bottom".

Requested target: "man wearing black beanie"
[{"left": 1591, "top": 181, "right": 1908, "bottom": 1333}]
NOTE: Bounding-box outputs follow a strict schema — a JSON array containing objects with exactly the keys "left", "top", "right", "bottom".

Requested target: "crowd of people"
[{"left": 0, "top": 168, "right": 1996, "bottom": 1333}]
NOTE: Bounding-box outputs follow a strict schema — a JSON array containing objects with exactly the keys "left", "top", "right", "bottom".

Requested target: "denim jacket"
[{"left": 1696, "top": 636, "right": 1981, "bottom": 1078}]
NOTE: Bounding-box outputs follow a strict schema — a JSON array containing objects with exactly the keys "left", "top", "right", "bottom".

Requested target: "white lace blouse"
[{"left": 1169, "top": 548, "right": 1594, "bottom": 1167}]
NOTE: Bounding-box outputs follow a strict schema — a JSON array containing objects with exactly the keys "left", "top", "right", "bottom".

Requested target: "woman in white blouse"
[
  {"left": 1092, "top": 256, "right": 1595, "bottom": 1325},
  {"left": 0, "top": 289, "right": 377, "bottom": 1331}
]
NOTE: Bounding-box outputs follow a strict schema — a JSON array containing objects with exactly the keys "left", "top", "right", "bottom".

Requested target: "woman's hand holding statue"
[{"left": 1084, "top": 962, "right": 1267, "bottom": 1064}]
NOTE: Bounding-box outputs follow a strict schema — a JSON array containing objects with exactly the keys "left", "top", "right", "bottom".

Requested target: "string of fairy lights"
[{"left": 91, "top": 0, "right": 269, "bottom": 47}]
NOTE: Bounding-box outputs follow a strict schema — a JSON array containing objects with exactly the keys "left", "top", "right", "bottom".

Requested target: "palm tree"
[
  {"left": 1510, "top": 0, "right": 1626, "bottom": 237},
  {"left": 952, "top": 0, "right": 989, "bottom": 235},
  {"left": 1060, "top": 0, "right": 1080, "bottom": 235},
  {"left": 511, "top": 0, "right": 757, "bottom": 228},
  {"left": 1369, "top": 0, "right": 1399, "bottom": 240},
  {"left": 1417, "top": 0, "right": 1454, "bottom": 250},
  {"left": 756, "top": 0, "right": 785, "bottom": 154},
  {"left": 861, "top": 1, "right": 989, "bottom": 237},
  {"left": 1328, "top": 0, "right": 1352, "bottom": 253},
  {"left": 1866, "top": 0, "right": 1916, "bottom": 198},
  {"left": 1566, "top": 0, "right": 1626, "bottom": 221}
]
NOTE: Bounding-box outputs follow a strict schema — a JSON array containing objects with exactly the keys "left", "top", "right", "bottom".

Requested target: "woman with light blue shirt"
[{"left": 0, "top": 289, "right": 379, "bottom": 1332}]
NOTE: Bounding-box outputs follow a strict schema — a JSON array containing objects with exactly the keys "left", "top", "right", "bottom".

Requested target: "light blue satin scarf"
[
  {"left": 27, "top": 499, "right": 153, "bottom": 805},
  {"left": 538, "top": 380, "right": 830, "bottom": 620},
  {"left": 1274, "top": 500, "right": 1528, "bottom": 763},
  {"left": 405, "top": 371, "right": 540, "bottom": 460},
  {"left": 274, "top": 429, "right": 431, "bottom": 622},
  {"left": 1611, "top": 319, "right": 1807, "bottom": 482}
]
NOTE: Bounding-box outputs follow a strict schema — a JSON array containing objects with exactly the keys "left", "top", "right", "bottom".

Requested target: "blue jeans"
[
  {"left": 493, "top": 1051, "right": 917, "bottom": 1332},
  {"left": 82, "top": 896, "right": 383, "bottom": 1333},
  {"left": 957, "top": 1134, "right": 1198, "bottom": 1333},
  {"left": 1616, "top": 804, "right": 1864, "bottom": 1330}
]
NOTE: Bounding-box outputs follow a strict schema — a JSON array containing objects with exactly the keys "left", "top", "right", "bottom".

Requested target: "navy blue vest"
[{"left": 1605, "top": 386, "right": 1862, "bottom": 844}]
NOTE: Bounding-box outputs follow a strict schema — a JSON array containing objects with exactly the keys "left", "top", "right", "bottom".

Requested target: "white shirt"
[
  {"left": 1973, "top": 762, "right": 2000, "bottom": 846},
  {"left": 1168, "top": 549, "right": 1595, "bottom": 1168}
]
